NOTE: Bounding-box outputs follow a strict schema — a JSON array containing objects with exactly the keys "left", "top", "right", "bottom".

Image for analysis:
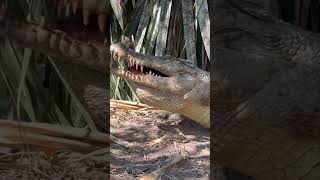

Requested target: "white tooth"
[
  {"left": 65, "top": 2, "right": 70, "bottom": 18},
  {"left": 136, "top": 64, "right": 138, "bottom": 70},
  {"left": 118, "top": 65, "right": 120, "bottom": 68},
  {"left": 117, "top": 56, "right": 121, "bottom": 62},
  {"left": 140, "top": 66, "right": 144, "bottom": 72},
  {"left": 149, "top": 71, "right": 152, "bottom": 75},
  {"left": 152, "top": 73, "right": 155, "bottom": 75},
  {"left": 83, "top": 9, "right": 90, "bottom": 26}
]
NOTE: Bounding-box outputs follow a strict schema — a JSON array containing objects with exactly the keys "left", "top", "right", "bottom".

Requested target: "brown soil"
[
  {"left": 0, "top": 149, "right": 108, "bottom": 180},
  {"left": 0, "top": 108, "right": 209, "bottom": 180},
  {"left": 110, "top": 108, "right": 210, "bottom": 179}
]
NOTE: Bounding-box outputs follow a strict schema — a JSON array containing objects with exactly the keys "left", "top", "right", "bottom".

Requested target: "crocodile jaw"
[{"left": 110, "top": 42, "right": 210, "bottom": 127}]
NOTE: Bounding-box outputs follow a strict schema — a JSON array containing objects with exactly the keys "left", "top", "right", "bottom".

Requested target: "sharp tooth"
[
  {"left": 72, "top": 0, "right": 79, "bottom": 14},
  {"left": 26, "top": 13, "right": 32, "bottom": 23},
  {"left": 149, "top": 71, "right": 152, "bottom": 75},
  {"left": 136, "top": 64, "right": 138, "bottom": 70},
  {"left": 98, "top": 13, "right": 106, "bottom": 33},
  {"left": 152, "top": 73, "right": 155, "bottom": 75},
  {"left": 83, "top": 9, "right": 90, "bottom": 26},
  {"left": 117, "top": 56, "right": 121, "bottom": 62},
  {"left": 57, "top": 1, "right": 63, "bottom": 18},
  {"left": 140, "top": 66, "right": 144, "bottom": 72},
  {"left": 39, "top": 16, "right": 46, "bottom": 28},
  {"left": 65, "top": 2, "right": 70, "bottom": 18}
]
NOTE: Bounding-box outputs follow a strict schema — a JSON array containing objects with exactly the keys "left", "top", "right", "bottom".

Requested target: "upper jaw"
[
  {"left": 111, "top": 67, "right": 196, "bottom": 94},
  {"left": 110, "top": 42, "right": 200, "bottom": 93},
  {"left": 110, "top": 42, "right": 194, "bottom": 77}
]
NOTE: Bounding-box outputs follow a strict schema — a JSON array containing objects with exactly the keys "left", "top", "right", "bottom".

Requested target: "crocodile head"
[{"left": 110, "top": 42, "right": 210, "bottom": 128}]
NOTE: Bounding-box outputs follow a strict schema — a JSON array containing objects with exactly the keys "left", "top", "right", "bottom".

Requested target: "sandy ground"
[
  {"left": 0, "top": 149, "right": 108, "bottom": 180},
  {"left": 0, "top": 108, "right": 209, "bottom": 180},
  {"left": 110, "top": 108, "right": 210, "bottom": 179}
]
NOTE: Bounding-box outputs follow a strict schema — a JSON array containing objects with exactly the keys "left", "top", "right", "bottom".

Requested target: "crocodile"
[
  {"left": 2, "top": 0, "right": 320, "bottom": 179},
  {"left": 212, "top": 0, "right": 320, "bottom": 180},
  {"left": 110, "top": 42, "right": 210, "bottom": 128},
  {"left": 108, "top": 1, "right": 320, "bottom": 180},
  {"left": 0, "top": 0, "right": 111, "bottom": 131}
]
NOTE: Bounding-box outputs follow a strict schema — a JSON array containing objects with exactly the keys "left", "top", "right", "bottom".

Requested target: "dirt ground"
[
  {"left": 0, "top": 108, "right": 209, "bottom": 180},
  {"left": 110, "top": 108, "right": 210, "bottom": 179},
  {"left": 0, "top": 148, "right": 108, "bottom": 180}
]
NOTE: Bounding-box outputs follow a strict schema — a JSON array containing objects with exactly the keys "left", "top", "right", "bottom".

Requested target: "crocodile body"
[
  {"left": 213, "top": 0, "right": 320, "bottom": 180},
  {"left": 110, "top": 42, "right": 210, "bottom": 128},
  {"left": 2, "top": 0, "right": 320, "bottom": 180},
  {"left": 0, "top": 0, "right": 110, "bottom": 131}
]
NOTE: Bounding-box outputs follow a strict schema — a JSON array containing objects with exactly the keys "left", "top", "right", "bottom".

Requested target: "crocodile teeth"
[
  {"left": 58, "top": 1, "right": 63, "bottom": 18},
  {"left": 26, "top": 13, "right": 32, "bottom": 23},
  {"left": 135, "top": 64, "right": 138, "bottom": 70},
  {"left": 83, "top": 9, "right": 90, "bottom": 26},
  {"left": 98, "top": 13, "right": 106, "bottom": 33},
  {"left": 65, "top": 2, "right": 71, "bottom": 18},
  {"left": 72, "top": 0, "right": 79, "bottom": 14},
  {"left": 39, "top": 16, "right": 46, "bottom": 28},
  {"left": 140, "top": 66, "right": 144, "bottom": 72}
]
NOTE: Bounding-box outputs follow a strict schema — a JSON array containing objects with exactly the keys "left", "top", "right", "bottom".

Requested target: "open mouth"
[
  {"left": 111, "top": 50, "right": 169, "bottom": 79},
  {"left": 56, "top": 8, "right": 107, "bottom": 45}
]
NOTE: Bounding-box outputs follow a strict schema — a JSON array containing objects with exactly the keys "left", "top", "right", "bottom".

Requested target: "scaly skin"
[
  {"left": 0, "top": 12, "right": 108, "bottom": 73},
  {"left": 0, "top": 1, "right": 110, "bottom": 131},
  {"left": 110, "top": 42, "right": 210, "bottom": 128},
  {"left": 213, "top": 0, "right": 320, "bottom": 180}
]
